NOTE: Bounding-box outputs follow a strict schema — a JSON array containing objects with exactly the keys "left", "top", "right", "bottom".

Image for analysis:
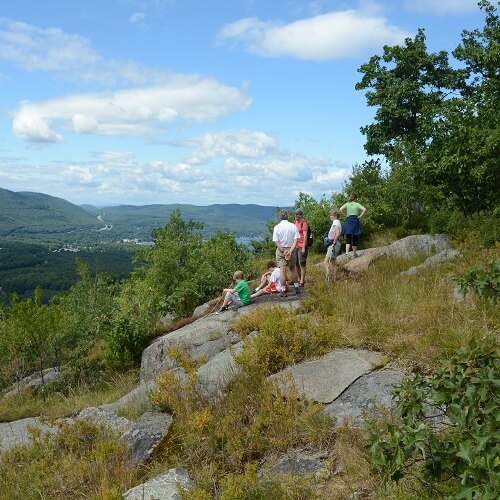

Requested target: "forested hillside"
[
  {"left": 84, "top": 203, "right": 280, "bottom": 240},
  {"left": 0, "top": 188, "right": 100, "bottom": 241}
]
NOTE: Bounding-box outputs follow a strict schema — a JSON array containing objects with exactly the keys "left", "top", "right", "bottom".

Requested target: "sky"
[{"left": 0, "top": 0, "right": 486, "bottom": 207}]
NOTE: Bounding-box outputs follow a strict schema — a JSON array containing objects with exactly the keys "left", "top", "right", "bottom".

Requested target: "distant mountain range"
[{"left": 0, "top": 188, "right": 281, "bottom": 243}]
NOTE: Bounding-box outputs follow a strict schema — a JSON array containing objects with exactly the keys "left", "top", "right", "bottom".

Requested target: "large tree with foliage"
[{"left": 356, "top": 1, "right": 499, "bottom": 217}]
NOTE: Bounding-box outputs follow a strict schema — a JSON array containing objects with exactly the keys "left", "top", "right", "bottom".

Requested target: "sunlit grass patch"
[
  {"left": 304, "top": 251, "right": 498, "bottom": 372},
  {"left": 0, "top": 370, "right": 138, "bottom": 422},
  {"left": 0, "top": 419, "right": 140, "bottom": 499}
]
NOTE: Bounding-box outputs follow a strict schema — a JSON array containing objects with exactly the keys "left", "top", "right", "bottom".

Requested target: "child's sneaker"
[
  {"left": 294, "top": 286, "right": 300, "bottom": 295},
  {"left": 279, "top": 291, "right": 287, "bottom": 298},
  {"left": 215, "top": 306, "right": 228, "bottom": 315}
]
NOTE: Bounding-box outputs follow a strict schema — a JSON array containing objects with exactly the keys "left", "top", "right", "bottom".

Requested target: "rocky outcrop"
[
  {"left": 2, "top": 367, "right": 63, "bottom": 398},
  {"left": 0, "top": 417, "right": 56, "bottom": 452},
  {"left": 267, "top": 450, "right": 329, "bottom": 475},
  {"left": 269, "top": 349, "right": 388, "bottom": 404},
  {"left": 140, "top": 299, "right": 301, "bottom": 383},
  {"left": 340, "top": 234, "right": 454, "bottom": 275},
  {"left": 324, "top": 369, "right": 407, "bottom": 427},
  {"left": 77, "top": 407, "right": 132, "bottom": 434},
  {"left": 122, "top": 468, "right": 194, "bottom": 500},
  {"left": 400, "top": 248, "right": 460, "bottom": 276},
  {"left": 120, "top": 411, "right": 173, "bottom": 466}
]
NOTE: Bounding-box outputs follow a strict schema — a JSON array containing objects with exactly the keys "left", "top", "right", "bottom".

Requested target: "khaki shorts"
[{"left": 276, "top": 247, "right": 297, "bottom": 268}]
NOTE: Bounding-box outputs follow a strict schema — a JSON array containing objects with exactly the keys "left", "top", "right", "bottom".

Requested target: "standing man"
[
  {"left": 294, "top": 209, "right": 309, "bottom": 287},
  {"left": 272, "top": 209, "right": 301, "bottom": 296}
]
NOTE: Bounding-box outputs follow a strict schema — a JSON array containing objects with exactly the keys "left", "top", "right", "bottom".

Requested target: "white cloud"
[
  {"left": 404, "top": 0, "right": 478, "bottom": 14},
  {"left": 0, "top": 128, "right": 350, "bottom": 206},
  {"left": 62, "top": 165, "right": 99, "bottom": 186},
  {"left": 182, "top": 129, "right": 280, "bottom": 164},
  {"left": 216, "top": 8, "right": 411, "bottom": 60},
  {"left": 0, "top": 18, "right": 177, "bottom": 85},
  {"left": 12, "top": 78, "right": 251, "bottom": 142},
  {"left": 13, "top": 110, "right": 64, "bottom": 143}
]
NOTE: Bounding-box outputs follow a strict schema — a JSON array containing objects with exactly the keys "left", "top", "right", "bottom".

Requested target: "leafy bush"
[
  {"left": 104, "top": 317, "right": 148, "bottom": 368},
  {"left": 429, "top": 210, "right": 500, "bottom": 249},
  {"left": 453, "top": 259, "right": 499, "bottom": 305},
  {"left": 117, "top": 210, "right": 254, "bottom": 321},
  {"left": 366, "top": 337, "right": 500, "bottom": 498}
]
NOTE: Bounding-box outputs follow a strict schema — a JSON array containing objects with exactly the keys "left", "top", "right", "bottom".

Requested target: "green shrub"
[
  {"left": 104, "top": 317, "right": 148, "bottom": 368},
  {"left": 366, "top": 337, "right": 500, "bottom": 498},
  {"left": 453, "top": 259, "right": 499, "bottom": 305}
]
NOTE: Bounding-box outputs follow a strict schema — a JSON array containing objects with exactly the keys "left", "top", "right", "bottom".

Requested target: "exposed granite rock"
[
  {"left": 77, "top": 407, "right": 132, "bottom": 434},
  {"left": 99, "top": 381, "right": 156, "bottom": 413},
  {"left": 267, "top": 450, "right": 329, "bottom": 475},
  {"left": 0, "top": 417, "right": 55, "bottom": 452},
  {"left": 120, "top": 411, "right": 173, "bottom": 466},
  {"left": 141, "top": 299, "right": 301, "bottom": 383},
  {"left": 339, "top": 234, "right": 453, "bottom": 275},
  {"left": 269, "top": 349, "right": 387, "bottom": 404},
  {"left": 2, "top": 367, "right": 63, "bottom": 398},
  {"left": 196, "top": 341, "right": 244, "bottom": 400},
  {"left": 324, "top": 369, "right": 407, "bottom": 427},
  {"left": 122, "top": 468, "right": 194, "bottom": 500},
  {"left": 400, "top": 248, "right": 460, "bottom": 276}
]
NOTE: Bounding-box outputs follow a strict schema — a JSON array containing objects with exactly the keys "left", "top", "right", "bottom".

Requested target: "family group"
[{"left": 215, "top": 193, "right": 366, "bottom": 314}]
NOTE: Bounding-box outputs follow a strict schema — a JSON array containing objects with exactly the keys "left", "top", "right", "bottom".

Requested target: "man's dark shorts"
[{"left": 297, "top": 247, "right": 308, "bottom": 266}]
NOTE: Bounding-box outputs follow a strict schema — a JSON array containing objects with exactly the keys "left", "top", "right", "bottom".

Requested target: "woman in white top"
[{"left": 324, "top": 209, "right": 342, "bottom": 281}]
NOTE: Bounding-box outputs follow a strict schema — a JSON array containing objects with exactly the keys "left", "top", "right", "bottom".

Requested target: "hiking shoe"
[
  {"left": 215, "top": 306, "right": 228, "bottom": 315},
  {"left": 294, "top": 286, "right": 300, "bottom": 295},
  {"left": 279, "top": 291, "right": 287, "bottom": 298}
]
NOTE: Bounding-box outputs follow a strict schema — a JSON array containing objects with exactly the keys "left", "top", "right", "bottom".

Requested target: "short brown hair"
[
  {"left": 267, "top": 260, "right": 276, "bottom": 269},
  {"left": 233, "top": 270, "right": 244, "bottom": 280},
  {"left": 348, "top": 193, "right": 358, "bottom": 202}
]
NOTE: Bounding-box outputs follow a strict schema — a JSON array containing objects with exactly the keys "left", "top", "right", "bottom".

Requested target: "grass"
[
  {"left": 303, "top": 250, "right": 498, "bottom": 373},
  {"left": 0, "top": 370, "right": 138, "bottom": 422},
  {"left": 0, "top": 238, "right": 497, "bottom": 499},
  {"left": 0, "top": 419, "right": 141, "bottom": 500}
]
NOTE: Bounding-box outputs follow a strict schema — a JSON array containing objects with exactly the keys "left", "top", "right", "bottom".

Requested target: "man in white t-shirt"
[{"left": 272, "top": 209, "right": 301, "bottom": 296}]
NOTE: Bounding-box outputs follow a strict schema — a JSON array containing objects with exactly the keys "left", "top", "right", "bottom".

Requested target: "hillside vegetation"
[{"left": 0, "top": 3, "right": 498, "bottom": 498}]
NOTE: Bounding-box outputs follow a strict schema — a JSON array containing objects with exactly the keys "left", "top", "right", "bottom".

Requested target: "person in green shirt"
[
  {"left": 215, "top": 270, "right": 252, "bottom": 314},
  {"left": 339, "top": 193, "right": 367, "bottom": 258}
]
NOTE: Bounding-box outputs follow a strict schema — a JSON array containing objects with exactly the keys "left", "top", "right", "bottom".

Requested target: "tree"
[{"left": 356, "top": 1, "right": 499, "bottom": 216}]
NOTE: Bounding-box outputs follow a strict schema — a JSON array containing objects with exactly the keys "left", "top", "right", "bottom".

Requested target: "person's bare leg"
[
  {"left": 279, "top": 265, "right": 287, "bottom": 289},
  {"left": 299, "top": 264, "right": 306, "bottom": 285}
]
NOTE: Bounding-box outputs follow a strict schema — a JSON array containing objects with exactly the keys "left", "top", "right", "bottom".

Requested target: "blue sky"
[{"left": 0, "top": 0, "right": 485, "bottom": 207}]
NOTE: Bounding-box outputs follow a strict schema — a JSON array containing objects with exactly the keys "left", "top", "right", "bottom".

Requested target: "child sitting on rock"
[
  {"left": 216, "top": 270, "right": 252, "bottom": 314},
  {"left": 253, "top": 260, "right": 276, "bottom": 293},
  {"left": 251, "top": 262, "right": 288, "bottom": 298}
]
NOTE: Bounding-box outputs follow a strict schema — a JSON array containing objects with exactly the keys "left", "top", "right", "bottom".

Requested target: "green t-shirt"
[
  {"left": 345, "top": 201, "right": 362, "bottom": 216},
  {"left": 235, "top": 280, "right": 251, "bottom": 305}
]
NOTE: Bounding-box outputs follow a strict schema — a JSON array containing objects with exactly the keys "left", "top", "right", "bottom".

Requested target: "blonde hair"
[
  {"left": 330, "top": 209, "right": 340, "bottom": 217},
  {"left": 233, "top": 270, "right": 244, "bottom": 280}
]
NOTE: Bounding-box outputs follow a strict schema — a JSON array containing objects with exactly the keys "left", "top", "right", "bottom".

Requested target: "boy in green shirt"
[{"left": 215, "top": 270, "right": 251, "bottom": 314}]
